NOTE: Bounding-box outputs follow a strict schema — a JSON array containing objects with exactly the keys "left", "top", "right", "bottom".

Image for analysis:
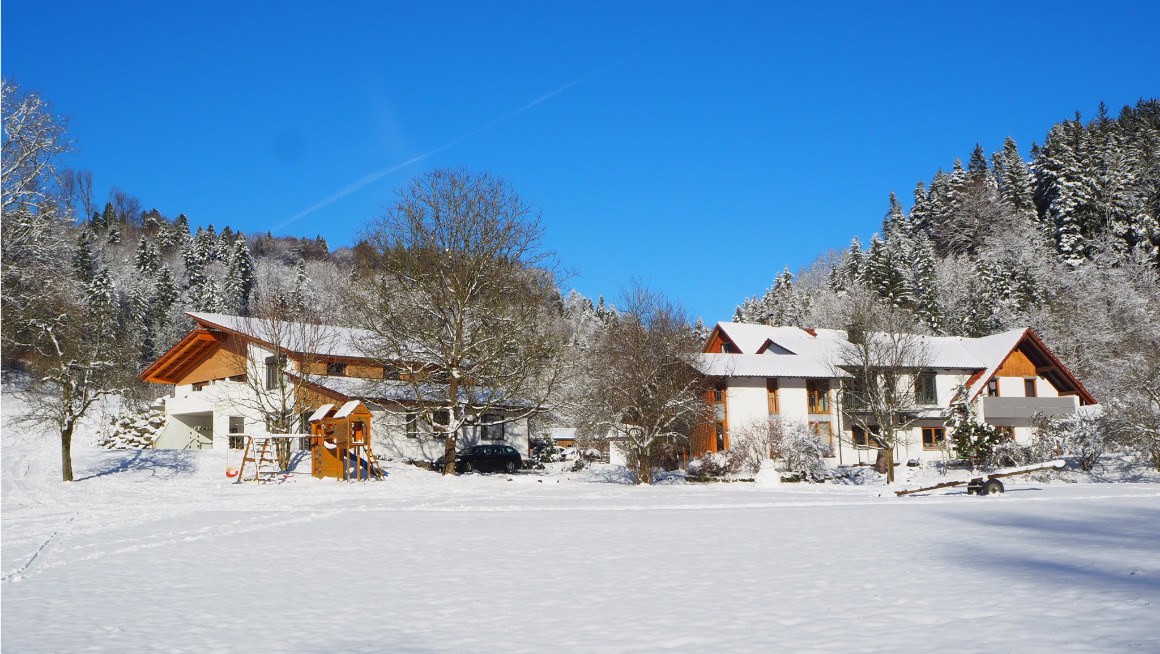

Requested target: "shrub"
[
  {"left": 773, "top": 421, "right": 830, "bottom": 482},
  {"left": 1031, "top": 411, "right": 1110, "bottom": 471},
  {"left": 686, "top": 449, "right": 747, "bottom": 479}
]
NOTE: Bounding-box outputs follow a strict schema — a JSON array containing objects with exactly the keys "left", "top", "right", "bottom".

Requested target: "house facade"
[
  {"left": 694, "top": 322, "right": 1096, "bottom": 465},
  {"left": 139, "top": 312, "right": 530, "bottom": 460}
]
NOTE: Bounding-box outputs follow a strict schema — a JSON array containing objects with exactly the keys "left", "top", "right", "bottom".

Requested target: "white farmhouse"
[
  {"left": 139, "top": 313, "right": 530, "bottom": 461},
  {"left": 694, "top": 322, "right": 1096, "bottom": 466}
]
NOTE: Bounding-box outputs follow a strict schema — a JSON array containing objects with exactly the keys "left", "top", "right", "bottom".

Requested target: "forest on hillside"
[
  {"left": 3, "top": 77, "right": 1158, "bottom": 433},
  {"left": 736, "top": 99, "right": 1159, "bottom": 415}
]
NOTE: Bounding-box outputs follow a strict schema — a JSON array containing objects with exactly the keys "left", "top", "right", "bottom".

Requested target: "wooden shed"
[{"left": 308, "top": 401, "right": 384, "bottom": 480}]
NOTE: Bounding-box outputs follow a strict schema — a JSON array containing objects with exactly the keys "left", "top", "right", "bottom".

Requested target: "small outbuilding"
[{"left": 309, "top": 401, "right": 384, "bottom": 481}]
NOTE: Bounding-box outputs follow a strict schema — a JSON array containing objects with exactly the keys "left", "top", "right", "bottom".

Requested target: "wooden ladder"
[
  {"left": 362, "top": 444, "right": 385, "bottom": 480},
  {"left": 238, "top": 436, "right": 280, "bottom": 484},
  {"left": 346, "top": 439, "right": 385, "bottom": 481}
]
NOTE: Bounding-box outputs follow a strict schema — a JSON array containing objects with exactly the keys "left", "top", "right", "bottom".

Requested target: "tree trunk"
[
  {"left": 875, "top": 447, "right": 892, "bottom": 482},
  {"left": 442, "top": 430, "right": 457, "bottom": 476},
  {"left": 61, "top": 424, "right": 74, "bottom": 482}
]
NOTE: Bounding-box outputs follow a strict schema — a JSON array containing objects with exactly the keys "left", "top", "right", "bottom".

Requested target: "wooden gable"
[
  {"left": 980, "top": 331, "right": 1096, "bottom": 405},
  {"left": 139, "top": 329, "right": 245, "bottom": 385},
  {"left": 995, "top": 349, "right": 1037, "bottom": 377},
  {"left": 703, "top": 325, "right": 740, "bottom": 354}
]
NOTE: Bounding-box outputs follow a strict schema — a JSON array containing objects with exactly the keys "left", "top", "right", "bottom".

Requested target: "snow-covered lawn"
[{"left": 3, "top": 399, "right": 1159, "bottom": 652}]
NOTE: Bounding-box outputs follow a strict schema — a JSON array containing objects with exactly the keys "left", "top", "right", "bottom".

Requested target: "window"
[
  {"left": 809, "top": 421, "right": 833, "bottom": 446},
  {"left": 383, "top": 366, "right": 401, "bottom": 380},
  {"left": 807, "top": 380, "right": 830, "bottom": 414},
  {"left": 998, "top": 426, "right": 1015, "bottom": 439},
  {"left": 987, "top": 378, "right": 999, "bottom": 397},
  {"left": 228, "top": 416, "right": 245, "bottom": 449},
  {"left": 922, "top": 427, "right": 945, "bottom": 450},
  {"left": 766, "top": 379, "right": 779, "bottom": 414},
  {"left": 192, "top": 382, "right": 206, "bottom": 392},
  {"left": 480, "top": 413, "right": 505, "bottom": 440},
  {"left": 405, "top": 413, "right": 420, "bottom": 438},
  {"left": 715, "top": 423, "right": 726, "bottom": 452},
  {"left": 229, "top": 374, "right": 247, "bottom": 383},
  {"left": 265, "top": 354, "right": 285, "bottom": 390},
  {"left": 326, "top": 361, "right": 347, "bottom": 376},
  {"left": 915, "top": 371, "right": 937, "bottom": 405},
  {"left": 852, "top": 424, "right": 879, "bottom": 448},
  {"left": 1024, "top": 378, "right": 1037, "bottom": 397},
  {"left": 720, "top": 342, "right": 738, "bottom": 354}
]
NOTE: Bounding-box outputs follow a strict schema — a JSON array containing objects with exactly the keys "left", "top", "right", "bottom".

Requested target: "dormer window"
[
  {"left": 326, "top": 361, "right": 347, "bottom": 376},
  {"left": 720, "top": 342, "right": 738, "bottom": 354}
]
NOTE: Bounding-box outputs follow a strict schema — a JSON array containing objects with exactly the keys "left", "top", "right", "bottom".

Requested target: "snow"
[
  {"left": 333, "top": 399, "right": 361, "bottom": 419},
  {"left": 4, "top": 390, "right": 1159, "bottom": 652}
]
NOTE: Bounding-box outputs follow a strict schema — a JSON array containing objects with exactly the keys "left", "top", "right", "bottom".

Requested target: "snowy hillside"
[{"left": 3, "top": 390, "right": 1159, "bottom": 653}]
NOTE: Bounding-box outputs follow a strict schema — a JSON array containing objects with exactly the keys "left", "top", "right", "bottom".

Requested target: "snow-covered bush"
[
  {"left": 986, "top": 439, "right": 1035, "bottom": 468},
  {"left": 691, "top": 418, "right": 830, "bottom": 481},
  {"left": 725, "top": 419, "right": 779, "bottom": 474},
  {"left": 1032, "top": 410, "right": 1111, "bottom": 471},
  {"left": 686, "top": 449, "right": 747, "bottom": 479},
  {"left": 771, "top": 420, "right": 830, "bottom": 482}
]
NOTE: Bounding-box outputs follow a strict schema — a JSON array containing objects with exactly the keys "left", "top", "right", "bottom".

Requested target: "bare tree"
[
  {"left": 578, "top": 284, "right": 709, "bottom": 484},
  {"left": 833, "top": 290, "right": 931, "bottom": 483},
  {"left": 11, "top": 295, "right": 125, "bottom": 481},
  {"left": 1110, "top": 352, "right": 1160, "bottom": 471},
  {"left": 2, "top": 80, "right": 76, "bottom": 363},
  {"left": 354, "top": 168, "right": 567, "bottom": 474},
  {"left": 1, "top": 79, "right": 73, "bottom": 215}
]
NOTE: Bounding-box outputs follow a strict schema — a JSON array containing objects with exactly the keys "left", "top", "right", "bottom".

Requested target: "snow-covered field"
[{"left": 3, "top": 393, "right": 1159, "bottom": 653}]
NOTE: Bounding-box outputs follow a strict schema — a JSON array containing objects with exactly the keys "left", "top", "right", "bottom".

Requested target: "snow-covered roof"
[
  {"left": 334, "top": 400, "right": 362, "bottom": 419},
  {"left": 308, "top": 404, "right": 335, "bottom": 422},
  {"left": 188, "top": 312, "right": 375, "bottom": 359},
  {"left": 697, "top": 353, "right": 841, "bottom": 378},
  {"left": 702, "top": 322, "right": 1034, "bottom": 382}
]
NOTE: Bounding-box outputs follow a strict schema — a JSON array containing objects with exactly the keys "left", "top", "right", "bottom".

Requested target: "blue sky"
[{"left": 4, "top": 1, "right": 1158, "bottom": 322}]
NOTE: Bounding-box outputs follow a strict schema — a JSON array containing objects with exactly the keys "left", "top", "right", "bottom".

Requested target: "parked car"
[{"left": 434, "top": 445, "right": 522, "bottom": 474}]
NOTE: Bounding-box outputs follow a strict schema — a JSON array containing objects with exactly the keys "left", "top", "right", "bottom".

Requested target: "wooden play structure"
[
  {"left": 235, "top": 434, "right": 300, "bottom": 484},
  {"left": 309, "top": 401, "right": 385, "bottom": 481}
]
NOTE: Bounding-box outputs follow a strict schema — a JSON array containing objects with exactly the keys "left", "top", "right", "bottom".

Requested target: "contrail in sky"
[{"left": 272, "top": 65, "right": 615, "bottom": 232}]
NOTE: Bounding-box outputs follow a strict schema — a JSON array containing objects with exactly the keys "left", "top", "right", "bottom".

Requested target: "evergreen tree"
[
  {"left": 73, "top": 230, "right": 98, "bottom": 284},
  {"left": 996, "top": 137, "right": 1037, "bottom": 225},
  {"left": 98, "top": 201, "right": 116, "bottom": 232},
  {"left": 841, "top": 236, "right": 865, "bottom": 287},
  {"left": 134, "top": 236, "right": 161, "bottom": 274},
  {"left": 863, "top": 235, "right": 912, "bottom": 310},
  {"left": 909, "top": 236, "right": 943, "bottom": 333},
  {"left": 290, "top": 257, "right": 309, "bottom": 315},
  {"left": 968, "top": 143, "right": 989, "bottom": 182},
  {"left": 224, "top": 236, "right": 255, "bottom": 315}
]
